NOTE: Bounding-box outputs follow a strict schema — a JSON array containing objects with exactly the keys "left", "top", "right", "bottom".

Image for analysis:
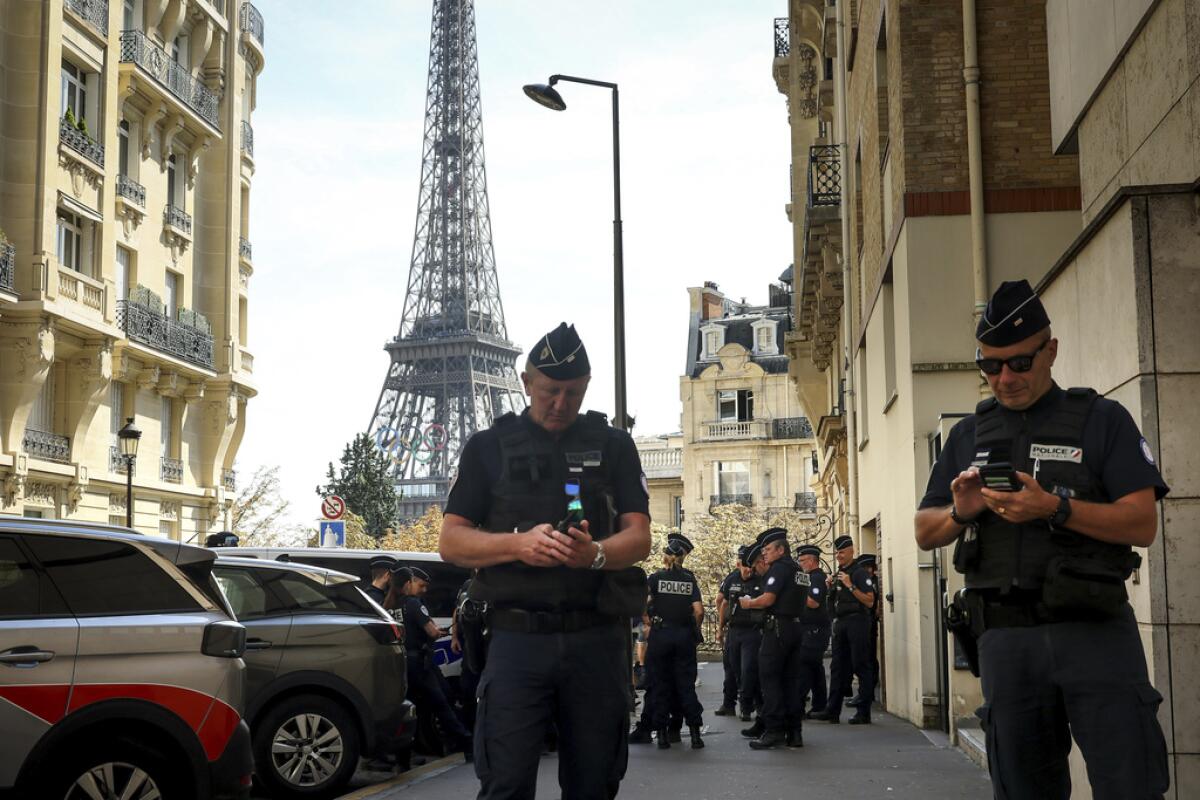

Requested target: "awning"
[{"left": 58, "top": 192, "right": 103, "bottom": 223}]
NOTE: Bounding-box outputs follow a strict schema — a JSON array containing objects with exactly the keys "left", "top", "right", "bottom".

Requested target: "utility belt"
[
  {"left": 651, "top": 616, "right": 692, "bottom": 629},
  {"left": 834, "top": 609, "right": 865, "bottom": 620},
  {"left": 763, "top": 614, "right": 801, "bottom": 634},
  {"left": 489, "top": 607, "right": 619, "bottom": 635}
]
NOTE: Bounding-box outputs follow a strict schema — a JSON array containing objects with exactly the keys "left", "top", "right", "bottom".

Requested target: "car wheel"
[
  {"left": 54, "top": 738, "right": 182, "bottom": 800},
  {"left": 255, "top": 694, "right": 360, "bottom": 799}
]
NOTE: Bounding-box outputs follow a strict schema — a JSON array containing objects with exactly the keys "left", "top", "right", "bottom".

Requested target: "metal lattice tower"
[{"left": 368, "top": 0, "right": 525, "bottom": 520}]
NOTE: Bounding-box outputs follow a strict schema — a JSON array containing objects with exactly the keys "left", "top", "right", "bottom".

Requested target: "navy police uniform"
[
  {"left": 719, "top": 549, "right": 764, "bottom": 719},
  {"left": 921, "top": 280, "right": 1170, "bottom": 799},
  {"left": 820, "top": 536, "right": 876, "bottom": 723},
  {"left": 645, "top": 534, "right": 704, "bottom": 748},
  {"left": 445, "top": 323, "right": 649, "bottom": 800},
  {"left": 402, "top": 577, "right": 472, "bottom": 751},
  {"left": 364, "top": 555, "right": 396, "bottom": 606},
  {"left": 794, "top": 544, "right": 831, "bottom": 718}
]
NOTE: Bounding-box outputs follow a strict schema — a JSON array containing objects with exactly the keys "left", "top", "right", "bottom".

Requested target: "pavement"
[{"left": 338, "top": 662, "right": 993, "bottom": 800}]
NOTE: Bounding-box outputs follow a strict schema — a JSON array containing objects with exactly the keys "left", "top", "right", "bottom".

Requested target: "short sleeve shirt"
[
  {"left": 719, "top": 569, "right": 743, "bottom": 600},
  {"left": 444, "top": 410, "right": 650, "bottom": 525},
  {"left": 403, "top": 595, "right": 434, "bottom": 650},
  {"left": 761, "top": 560, "right": 794, "bottom": 601},
  {"left": 920, "top": 385, "right": 1169, "bottom": 510}
]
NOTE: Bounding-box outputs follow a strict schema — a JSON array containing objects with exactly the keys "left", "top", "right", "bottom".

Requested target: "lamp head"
[
  {"left": 117, "top": 417, "right": 142, "bottom": 458},
  {"left": 523, "top": 82, "right": 566, "bottom": 111}
]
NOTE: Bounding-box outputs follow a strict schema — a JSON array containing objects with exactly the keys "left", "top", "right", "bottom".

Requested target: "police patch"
[
  {"left": 639, "top": 472, "right": 649, "bottom": 498},
  {"left": 767, "top": 577, "right": 776, "bottom": 586},
  {"left": 1030, "top": 443, "right": 1083, "bottom": 463},
  {"left": 865, "top": 579, "right": 873, "bottom": 587},
  {"left": 420, "top": 605, "right": 429, "bottom": 616},
  {"left": 1140, "top": 438, "right": 1156, "bottom": 466}
]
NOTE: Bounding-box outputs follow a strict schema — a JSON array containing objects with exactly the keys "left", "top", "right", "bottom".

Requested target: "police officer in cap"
[
  {"left": 794, "top": 544, "right": 831, "bottom": 718},
  {"left": 364, "top": 555, "right": 397, "bottom": 605},
  {"left": 738, "top": 527, "right": 810, "bottom": 749},
  {"left": 204, "top": 531, "right": 239, "bottom": 548},
  {"left": 440, "top": 323, "right": 651, "bottom": 800},
  {"left": 717, "top": 544, "right": 764, "bottom": 721},
  {"left": 645, "top": 533, "right": 705, "bottom": 749},
  {"left": 916, "top": 279, "right": 1170, "bottom": 799},
  {"left": 856, "top": 553, "right": 881, "bottom": 705},
  {"left": 811, "top": 536, "right": 876, "bottom": 724}
]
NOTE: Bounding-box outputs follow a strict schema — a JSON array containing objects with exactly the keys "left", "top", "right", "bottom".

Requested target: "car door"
[
  {"left": 212, "top": 565, "right": 290, "bottom": 702},
  {"left": 0, "top": 534, "right": 77, "bottom": 790}
]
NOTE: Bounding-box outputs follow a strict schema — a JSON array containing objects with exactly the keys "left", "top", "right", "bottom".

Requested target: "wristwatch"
[
  {"left": 589, "top": 541, "right": 607, "bottom": 570},
  {"left": 1049, "top": 487, "right": 1072, "bottom": 528}
]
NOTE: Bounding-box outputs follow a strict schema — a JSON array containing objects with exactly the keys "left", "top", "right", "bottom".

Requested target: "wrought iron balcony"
[
  {"left": 241, "top": 120, "right": 254, "bottom": 158},
  {"left": 109, "top": 445, "right": 136, "bottom": 475},
  {"left": 711, "top": 493, "right": 754, "bottom": 510},
  {"left": 808, "top": 145, "right": 841, "bottom": 207},
  {"left": 772, "top": 416, "right": 814, "bottom": 439},
  {"left": 164, "top": 204, "right": 192, "bottom": 235},
  {"left": 65, "top": 0, "right": 108, "bottom": 36},
  {"left": 794, "top": 492, "right": 818, "bottom": 513},
  {"left": 0, "top": 243, "right": 13, "bottom": 292},
  {"left": 161, "top": 456, "right": 183, "bottom": 483},
  {"left": 119, "top": 31, "right": 220, "bottom": 129},
  {"left": 240, "top": 2, "right": 264, "bottom": 46},
  {"left": 774, "top": 17, "right": 789, "bottom": 59},
  {"left": 117, "top": 175, "right": 146, "bottom": 207},
  {"left": 24, "top": 429, "right": 71, "bottom": 463},
  {"left": 239, "top": 237, "right": 252, "bottom": 261},
  {"left": 59, "top": 118, "right": 104, "bottom": 167},
  {"left": 222, "top": 469, "right": 237, "bottom": 491},
  {"left": 117, "top": 299, "right": 215, "bottom": 370}
]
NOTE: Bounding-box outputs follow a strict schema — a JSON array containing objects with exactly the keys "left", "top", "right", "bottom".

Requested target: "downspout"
[
  {"left": 835, "top": 0, "right": 859, "bottom": 540},
  {"left": 963, "top": 0, "right": 989, "bottom": 337}
]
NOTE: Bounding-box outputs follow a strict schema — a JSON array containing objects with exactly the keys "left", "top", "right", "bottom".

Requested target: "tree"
[
  {"left": 316, "top": 433, "right": 398, "bottom": 539},
  {"left": 231, "top": 465, "right": 308, "bottom": 547}
]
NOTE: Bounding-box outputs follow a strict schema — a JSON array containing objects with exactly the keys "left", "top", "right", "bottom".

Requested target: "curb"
[{"left": 336, "top": 754, "right": 466, "bottom": 800}]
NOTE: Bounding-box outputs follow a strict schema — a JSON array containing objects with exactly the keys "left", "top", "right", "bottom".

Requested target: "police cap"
[
  {"left": 743, "top": 543, "right": 763, "bottom": 567},
  {"left": 756, "top": 527, "right": 788, "bottom": 548},
  {"left": 856, "top": 553, "right": 878, "bottom": 568},
  {"left": 665, "top": 532, "right": 694, "bottom": 555},
  {"left": 409, "top": 566, "right": 431, "bottom": 582},
  {"left": 527, "top": 323, "right": 590, "bottom": 380},
  {"left": 976, "top": 279, "right": 1051, "bottom": 347},
  {"left": 370, "top": 555, "right": 397, "bottom": 571},
  {"left": 737, "top": 544, "right": 751, "bottom": 563},
  {"left": 205, "top": 532, "right": 239, "bottom": 548},
  {"left": 798, "top": 544, "right": 822, "bottom": 558},
  {"left": 834, "top": 535, "right": 854, "bottom": 551},
  {"left": 389, "top": 565, "right": 413, "bottom": 583}
]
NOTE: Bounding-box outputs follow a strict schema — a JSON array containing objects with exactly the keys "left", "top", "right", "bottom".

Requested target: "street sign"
[
  {"left": 321, "top": 495, "right": 346, "bottom": 520},
  {"left": 319, "top": 520, "right": 346, "bottom": 548}
]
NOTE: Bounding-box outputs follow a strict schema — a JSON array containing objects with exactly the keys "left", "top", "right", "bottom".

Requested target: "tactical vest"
[
  {"left": 470, "top": 411, "right": 624, "bottom": 611},
  {"left": 832, "top": 566, "right": 870, "bottom": 617},
  {"left": 801, "top": 568, "right": 830, "bottom": 625},
  {"left": 959, "top": 387, "right": 1137, "bottom": 591},
  {"left": 728, "top": 572, "right": 764, "bottom": 627},
  {"left": 650, "top": 567, "right": 697, "bottom": 624},
  {"left": 768, "top": 558, "right": 810, "bottom": 617}
]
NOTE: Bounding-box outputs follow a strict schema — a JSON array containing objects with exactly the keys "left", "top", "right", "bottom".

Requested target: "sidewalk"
[{"left": 342, "top": 662, "right": 992, "bottom": 799}]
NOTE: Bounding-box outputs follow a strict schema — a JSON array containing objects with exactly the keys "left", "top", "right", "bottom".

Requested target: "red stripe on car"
[{"left": 0, "top": 684, "right": 71, "bottom": 724}]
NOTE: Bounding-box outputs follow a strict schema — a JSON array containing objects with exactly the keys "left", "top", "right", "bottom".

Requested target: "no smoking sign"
[{"left": 321, "top": 495, "right": 346, "bottom": 520}]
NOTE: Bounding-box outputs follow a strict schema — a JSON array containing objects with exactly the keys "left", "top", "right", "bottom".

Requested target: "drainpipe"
[
  {"left": 834, "top": 0, "right": 859, "bottom": 541},
  {"left": 963, "top": 0, "right": 988, "bottom": 337}
]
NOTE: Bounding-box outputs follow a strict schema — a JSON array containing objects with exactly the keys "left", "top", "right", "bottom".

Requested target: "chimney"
[{"left": 699, "top": 281, "right": 723, "bottom": 321}]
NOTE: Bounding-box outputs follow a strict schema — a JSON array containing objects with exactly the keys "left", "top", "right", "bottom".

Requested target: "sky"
[{"left": 240, "top": 0, "right": 793, "bottom": 530}]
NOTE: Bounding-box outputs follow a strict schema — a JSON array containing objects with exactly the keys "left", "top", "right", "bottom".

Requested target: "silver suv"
[{"left": 0, "top": 519, "right": 252, "bottom": 800}]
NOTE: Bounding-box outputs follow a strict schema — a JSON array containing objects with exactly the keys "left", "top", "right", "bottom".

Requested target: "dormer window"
[
  {"left": 701, "top": 323, "right": 725, "bottom": 360},
  {"left": 752, "top": 319, "right": 779, "bottom": 356}
]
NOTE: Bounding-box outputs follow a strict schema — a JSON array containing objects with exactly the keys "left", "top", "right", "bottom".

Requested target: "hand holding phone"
[{"left": 978, "top": 462, "right": 1022, "bottom": 492}]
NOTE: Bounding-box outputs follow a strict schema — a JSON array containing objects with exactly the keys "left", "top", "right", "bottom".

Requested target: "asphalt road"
[{"left": 336, "top": 661, "right": 994, "bottom": 800}]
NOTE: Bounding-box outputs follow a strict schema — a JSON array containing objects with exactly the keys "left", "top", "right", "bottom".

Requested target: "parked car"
[
  {"left": 211, "top": 556, "right": 416, "bottom": 799},
  {"left": 0, "top": 518, "right": 252, "bottom": 800}
]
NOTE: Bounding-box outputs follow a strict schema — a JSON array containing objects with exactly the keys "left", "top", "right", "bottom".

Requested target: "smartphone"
[
  {"left": 556, "top": 480, "right": 585, "bottom": 534},
  {"left": 978, "top": 462, "right": 1022, "bottom": 492}
]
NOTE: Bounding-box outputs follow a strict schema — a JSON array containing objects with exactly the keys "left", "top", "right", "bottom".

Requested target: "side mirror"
[{"left": 202, "top": 620, "right": 247, "bottom": 658}]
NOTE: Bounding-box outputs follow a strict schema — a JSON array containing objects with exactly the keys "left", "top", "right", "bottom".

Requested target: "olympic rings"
[{"left": 374, "top": 423, "right": 449, "bottom": 468}]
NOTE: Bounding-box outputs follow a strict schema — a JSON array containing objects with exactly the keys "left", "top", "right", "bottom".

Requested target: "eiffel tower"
[{"left": 368, "top": 0, "right": 525, "bottom": 521}]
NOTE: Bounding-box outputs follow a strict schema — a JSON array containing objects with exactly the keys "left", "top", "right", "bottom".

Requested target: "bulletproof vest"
[
  {"left": 962, "top": 387, "right": 1136, "bottom": 591},
  {"left": 832, "top": 566, "right": 871, "bottom": 617},
  {"left": 403, "top": 597, "right": 432, "bottom": 651},
  {"left": 801, "top": 568, "right": 829, "bottom": 625},
  {"left": 650, "top": 567, "right": 697, "bottom": 624},
  {"left": 767, "top": 557, "right": 811, "bottom": 617},
  {"left": 728, "top": 571, "right": 764, "bottom": 627},
  {"left": 472, "top": 411, "right": 618, "bottom": 611}
]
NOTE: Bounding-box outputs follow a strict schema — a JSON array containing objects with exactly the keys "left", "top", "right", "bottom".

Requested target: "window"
[
  {"left": 876, "top": 19, "right": 890, "bottom": 158},
  {"left": 109, "top": 383, "right": 124, "bottom": 447},
  {"left": 811, "top": 450, "right": 819, "bottom": 475},
  {"left": 213, "top": 568, "right": 279, "bottom": 619},
  {"left": 166, "top": 155, "right": 178, "bottom": 208},
  {"left": 857, "top": 346, "right": 870, "bottom": 444},
  {"left": 701, "top": 324, "right": 725, "bottom": 359},
  {"left": 160, "top": 396, "right": 174, "bottom": 456},
  {"left": 881, "top": 283, "right": 897, "bottom": 412},
  {"left": 158, "top": 520, "right": 176, "bottom": 541},
  {"left": 118, "top": 120, "right": 130, "bottom": 176},
  {"left": 28, "top": 371, "right": 54, "bottom": 433},
  {"left": 717, "top": 461, "right": 750, "bottom": 498},
  {"left": 238, "top": 297, "right": 248, "bottom": 346},
  {"left": 718, "top": 389, "right": 754, "bottom": 422},
  {"left": 171, "top": 35, "right": 188, "bottom": 70},
  {"left": 56, "top": 210, "right": 82, "bottom": 272},
  {"left": 123, "top": 0, "right": 138, "bottom": 32},
  {"left": 60, "top": 61, "right": 86, "bottom": 122},
  {"left": 672, "top": 496, "right": 683, "bottom": 528},
  {"left": 165, "top": 271, "right": 179, "bottom": 320},
  {"left": 752, "top": 319, "right": 779, "bottom": 356},
  {"left": 0, "top": 537, "right": 68, "bottom": 619},
  {"left": 757, "top": 327, "right": 773, "bottom": 350},
  {"left": 26, "top": 535, "right": 202, "bottom": 616}
]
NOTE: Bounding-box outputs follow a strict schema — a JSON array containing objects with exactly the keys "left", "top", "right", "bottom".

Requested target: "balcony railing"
[
  {"left": 640, "top": 447, "right": 682, "bottom": 478},
  {"left": 161, "top": 456, "right": 183, "bottom": 483},
  {"left": 59, "top": 118, "right": 104, "bottom": 167},
  {"left": 794, "top": 492, "right": 818, "bottom": 513},
  {"left": 703, "top": 420, "right": 768, "bottom": 440},
  {"left": 241, "top": 120, "right": 254, "bottom": 158},
  {"left": 0, "top": 243, "right": 13, "bottom": 292},
  {"left": 119, "top": 30, "right": 220, "bottom": 129},
  {"left": 117, "top": 299, "right": 215, "bottom": 370},
  {"left": 116, "top": 175, "right": 146, "bottom": 207},
  {"left": 65, "top": 0, "right": 108, "bottom": 36},
  {"left": 240, "top": 2, "right": 264, "bottom": 46},
  {"left": 774, "top": 17, "right": 789, "bottom": 59},
  {"left": 222, "top": 469, "right": 237, "bottom": 491},
  {"left": 772, "top": 416, "right": 814, "bottom": 439},
  {"left": 109, "top": 445, "right": 136, "bottom": 475},
  {"left": 711, "top": 493, "right": 754, "bottom": 510},
  {"left": 164, "top": 204, "right": 192, "bottom": 235},
  {"left": 808, "top": 145, "right": 841, "bottom": 207},
  {"left": 239, "top": 237, "right": 252, "bottom": 261},
  {"left": 24, "top": 429, "right": 71, "bottom": 463}
]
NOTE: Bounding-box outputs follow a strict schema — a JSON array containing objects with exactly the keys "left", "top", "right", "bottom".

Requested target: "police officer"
[
  {"left": 717, "top": 545, "right": 763, "bottom": 721},
  {"left": 794, "top": 544, "right": 831, "bottom": 719},
  {"left": 858, "top": 553, "right": 881, "bottom": 705},
  {"left": 915, "top": 280, "right": 1170, "bottom": 799},
  {"left": 739, "top": 527, "right": 810, "bottom": 749},
  {"left": 644, "top": 533, "right": 705, "bottom": 749},
  {"left": 204, "top": 531, "right": 239, "bottom": 548},
  {"left": 364, "top": 555, "right": 397, "bottom": 605},
  {"left": 400, "top": 566, "right": 472, "bottom": 754},
  {"left": 439, "top": 323, "right": 652, "bottom": 800},
  {"left": 451, "top": 571, "right": 487, "bottom": 730},
  {"left": 812, "top": 536, "right": 876, "bottom": 724},
  {"left": 739, "top": 544, "right": 770, "bottom": 740}
]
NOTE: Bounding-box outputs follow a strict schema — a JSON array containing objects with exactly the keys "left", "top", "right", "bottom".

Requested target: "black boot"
[
  {"left": 748, "top": 729, "right": 787, "bottom": 750},
  {"left": 656, "top": 728, "right": 671, "bottom": 749},
  {"left": 740, "top": 718, "right": 765, "bottom": 738},
  {"left": 786, "top": 728, "right": 804, "bottom": 748},
  {"left": 739, "top": 705, "right": 753, "bottom": 722},
  {"left": 714, "top": 704, "right": 736, "bottom": 716},
  {"left": 808, "top": 710, "right": 840, "bottom": 723},
  {"left": 629, "top": 723, "right": 652, "bottom": 744},
  {"left": 689, "top": 725, "right": 705, "bottom": 749},
  {"left": 848, "top": 714, "right": 872, "bottom": 725},
  {"left": 668, "top": 727, "right": 682, "bottom": 743}
]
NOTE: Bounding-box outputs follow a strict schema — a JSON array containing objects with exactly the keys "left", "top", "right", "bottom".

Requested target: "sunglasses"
[{"left": 976, "top": 339, "right": 1048, "bottom": 376}]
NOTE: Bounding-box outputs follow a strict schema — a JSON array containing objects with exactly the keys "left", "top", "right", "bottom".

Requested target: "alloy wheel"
[
  {"left": 270, "top": 712, "right": 346, "bottom": 787},
  {"left": 63, "top": 761, "right": 162, "bottom": 800}
]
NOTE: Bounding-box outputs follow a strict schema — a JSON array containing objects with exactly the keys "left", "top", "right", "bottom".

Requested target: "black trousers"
[
  {"left": 646, "top": 624, "right": 703, "bottom": 728},
  {"left": 805, "top": 648, "right": 827, "bottom": 712},
  {"left": 407, "top": 653, "right": 471, "bottom": 745},
  {"left": 977, "top": 604, "right": 1169, "bottom": 800},
  {"left": 474, "top": 624, "right": 629, "bottom": 800},
  {"left": 797, "top": 623, "right": 830, "bottom": 713},
  {"left": 722, "top": 625, "right": 762, "bottom": 710},
  {"left": 825, "top": 613, "right": 874, "bottom": 718},
  {"left": 758, "top": 618, "right": 807, "bottom": 733}
]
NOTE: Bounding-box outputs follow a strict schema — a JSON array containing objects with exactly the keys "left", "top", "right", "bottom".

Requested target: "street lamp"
[
  {"left": 117, "top": 417, "right": 141, "bottom": 528},
  {"left": 523, "top": 74, "right": 628, "bottom": 431}
]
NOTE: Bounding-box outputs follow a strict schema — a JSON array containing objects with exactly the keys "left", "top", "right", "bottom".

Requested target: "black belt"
[
  {"left": 835, "top": 610, "right": 864, "bottom": 619},
  {"left": 652, "top": 618, "right": 693, "bottom": 628},
  {"left": 490, "top": 608, "right": 618, "bottom": 634}
]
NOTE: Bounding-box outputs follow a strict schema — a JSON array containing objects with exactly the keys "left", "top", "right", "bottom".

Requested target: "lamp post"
[
  {"left": 117, "top": 417, "right": 141, "bottom": 528},
  {"left": 523, "top": 75, "right": 628, "bottom": 431}
]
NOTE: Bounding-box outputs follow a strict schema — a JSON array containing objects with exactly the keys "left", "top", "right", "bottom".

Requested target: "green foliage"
[
  {"left": 316, "top": 433, "right": 398, "bottom": 539},
  {"left": 63, "top": 108, "right": 76, "bottom": 127},
  {"left": 231, "top": 465, "right": 308, "bottom": 547},
  {"left": 76, "top": 116, "right": 89, "bottom": 137},
  {"left": 131, "top": 284, "right": 164, "bottom": 314},
  {"left": 177, "top": 307, "right": 211, "bottom": 334}
]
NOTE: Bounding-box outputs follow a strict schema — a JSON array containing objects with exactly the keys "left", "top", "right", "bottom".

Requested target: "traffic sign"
[
  {"left": 321, "top": 495, "right": 346, "bottom": 520},
  {"left": 319, "top": 520, "right": 346, "bottom": 548}
]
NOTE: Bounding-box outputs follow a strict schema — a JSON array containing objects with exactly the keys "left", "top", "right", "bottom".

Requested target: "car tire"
[
  {"left": 254, "top": 694, "right": 361, "bottom": 800},
  {"left": 51, "top": 736, "right": 186, "bottom": 800}
]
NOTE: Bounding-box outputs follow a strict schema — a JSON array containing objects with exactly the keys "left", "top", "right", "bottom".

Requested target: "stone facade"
[{"left": 0, "top": 0, "right": 263, "bottom": 540}]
